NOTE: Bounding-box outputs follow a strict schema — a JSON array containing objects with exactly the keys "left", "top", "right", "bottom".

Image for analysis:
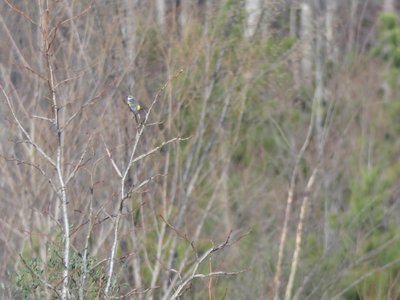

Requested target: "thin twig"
[
  {"left": 23, "top": 65, "right": 48, "bottom": 81},
  {"left": 62, "top": 92, "right": 104, "bottom": 130},
  {"left": 108, "top": 287, "right": 157, "bottom": 299},
  {"left": 208, "top": 259, "right": 213, "bottom": 300},
  {"left": 66, "top": 136, "right": 92, "bottom": 184},
  {"left": 1, "top": 85, "right": 56, "bottom": 167},
  {"left": 0, "top": 155, "right": 60, "bottom": 198},
  {"left": 4, "top": 0, "right": 36, "bottom": 24},
  {"left": 169, "top": 233, "right": 237, "bottom": 299},
  {"left": 102, "top": 136, "right": 122, "bottom": 178},
  {"left": 130, "top": 137, "right": 188, "bottom": 166},
  {"left": 32, "top": 115, "right": 55, "bottom": 124}
]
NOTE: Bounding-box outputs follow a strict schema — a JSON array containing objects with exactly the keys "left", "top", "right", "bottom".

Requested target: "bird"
[{"left": 127, "top": 95, "right": 147, "bottom": 125}]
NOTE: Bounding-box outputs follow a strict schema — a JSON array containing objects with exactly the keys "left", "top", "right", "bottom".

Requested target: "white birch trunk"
[
  {"left": 121, "top": 0, "right": 138, "bottom": 90},
  {"left": 179, "top": 0, "right": 192, "bottom": 34},
  {"left": 300, "top": 1, "right": 313, "bottom": 85},
  {"left": 245, "top": 0, "right": 261, "bottom": 38},
  {"left": 326, "top": 0, "right": 337, "bottom": 62},
  {"left": 156, "top": 0, "right": 166, "bottom": 28}
]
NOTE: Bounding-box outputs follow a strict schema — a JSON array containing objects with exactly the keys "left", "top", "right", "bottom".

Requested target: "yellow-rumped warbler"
[{"left": 127, "top": 95, "right": 147, "bottom": 125}]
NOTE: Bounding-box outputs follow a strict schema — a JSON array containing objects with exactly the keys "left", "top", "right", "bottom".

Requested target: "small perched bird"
[{"left": 127, "top": 95, "right": 147, "bottom": 125}]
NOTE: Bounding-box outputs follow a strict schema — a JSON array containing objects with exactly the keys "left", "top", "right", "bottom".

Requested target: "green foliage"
[
  {"left": 15, "top": 257, "right": 44, "bottom": 299},
  {"left": 214, "top": 0, "right": 247, "bottom": 43},
  {"left": 341, "top": 259, "right": 400, "bottom": 300},
  {"left": 16, "top": 242, "right": 108, "bottom": 298},
  {"left": 348, "top": 167, "right": 383, "bottom": 220},
  {"left": 379, "top": 13, "right": 398, "bottom": 31},
  {"left": 334, "top": 162, "right": 400, "bottom": 299},
  {"left": 373, "top": 13, "right": 400, "bottom": 68},
  {"left": 383, "top": 98, "right": 400, "bottom": 137}
]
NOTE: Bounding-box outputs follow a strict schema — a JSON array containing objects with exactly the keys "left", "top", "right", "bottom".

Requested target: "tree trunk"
[
  {"left": 120, "top": 0, "right": 138, "bottom": 91},
  {"left": 290, "top": 0, "right": 300, "bottom": 89},
  {"left": 326, "top": 0, "right": 337, "bottom": 63},
  {"left": 156, "top": 0, "right": 166, "bottom": 28},
  {"left": 315, "top": 16, "right": 329, "bottom": 252},
  {"left": 347, "top": 0, "right": 358, "bottom": 54},
  {"left": 245, "top": 0, "right": 261, "bottom": 38},
  {"left": 290, "top": 0, "right": 298, "bottom": 38},
  {"left": 300, "top": 0, "right": 313, "bottom": 85},
  {"left": 179, "top": 0, "right": 189, "bottom": 34}
]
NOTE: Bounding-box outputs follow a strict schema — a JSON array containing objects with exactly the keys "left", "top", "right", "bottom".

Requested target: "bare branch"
[
  {"left": 32, "top": 115, "right": 55, "bottom": 124},
  {"left": 159, "top": 215, "right": 197, "bottom": 256},
  {"left": 102, "top": 136, "right": 122, "bottom": 178},
  {"left": 4, "top": 0, "right": 36, "bottom": 24},
  {"left": 47, "top": 5, "right": 93, "bottom": 52},
  {"left": 169, "top": 233, "right": 237, "bottom": 299},
  {"left": 23, "top": 65, "right": 48, "bottom": 81},
  {"left": 0, "top": 11, "right": 32, "bottom": 69},
  {"left": 0, "top": 155, "right": 59, "bottom": 197},
  {"left": 192, "top": 270, "right": 245, "bottom": 279},
  {"left": 0, "top": 85, "right": 56, "bottom": 167},
  {"left": 62, "top": 93, "right": 104, "bottom": 130},
  {"left": 54, "top": 70, "right": 86, "bottom": 89},
  {"left": 108, "top": 287, "right": 157, "bottom": 299},
  {"left": 130, "top": 137, "right": 187, "bottom": 166},
  {"left": 127, "top": 173, "right": 166, "bottom": 198},
  {"left": 66, "top": 136, "right": 92, "bottom": 185}
]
